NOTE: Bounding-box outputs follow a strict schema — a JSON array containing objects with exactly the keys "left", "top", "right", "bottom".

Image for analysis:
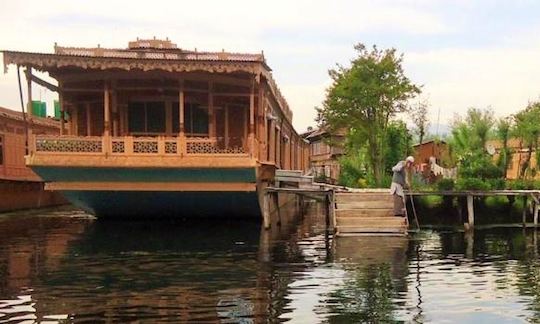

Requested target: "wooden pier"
[
  {"left": 262, "top": 181, "right": 540, "bottom": 236},
  {"left": 408, "top": 190, "right": 540, "bottom": 228},
  {"left": 334, "top": 191, "right": 408, "bottom": 236}
]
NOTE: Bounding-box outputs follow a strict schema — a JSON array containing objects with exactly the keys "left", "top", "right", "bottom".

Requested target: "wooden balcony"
[{"left": 27, "top": 135, "right": 258, "bottom": 168}]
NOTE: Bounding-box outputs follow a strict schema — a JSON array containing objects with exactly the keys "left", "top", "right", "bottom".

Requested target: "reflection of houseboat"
[
  {"left": 2, "top": 38, "right": 309, "bottom": 217},
  {"left": 0, "top": 106, "right": 65, "bottom": 212}
]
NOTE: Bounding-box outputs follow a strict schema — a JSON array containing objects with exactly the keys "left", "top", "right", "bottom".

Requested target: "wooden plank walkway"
[{"left": 334, "top": 192, "right": 408, "bottom": 236}]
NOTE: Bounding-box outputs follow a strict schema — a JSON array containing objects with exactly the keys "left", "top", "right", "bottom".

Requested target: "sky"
[{"left": 0, "top": 0, "right": 539, "bottom": 133}]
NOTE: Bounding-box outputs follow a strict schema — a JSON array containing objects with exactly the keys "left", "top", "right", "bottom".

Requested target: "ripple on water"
[{"left": 2, "top": 208, "right": 540, "bottom": 322}]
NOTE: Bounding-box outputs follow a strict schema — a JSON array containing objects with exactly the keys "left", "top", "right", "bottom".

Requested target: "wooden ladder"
[{"left": 334, "top": 192, "right": 408, "bottom": 236}]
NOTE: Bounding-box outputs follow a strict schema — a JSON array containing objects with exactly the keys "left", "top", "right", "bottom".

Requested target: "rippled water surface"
[{"left": 1, "top": 205, "right": 540, "bottom": 323}]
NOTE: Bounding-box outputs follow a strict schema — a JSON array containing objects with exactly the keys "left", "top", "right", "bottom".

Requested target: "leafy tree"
[
  {"left": 495, "top": 117, "right": 513, "bottom": 178},
  {"left": 318, "top": 44, "right": 420, "bottom": 186},
  {"left": 513, "top": 101, "right": 540, "bottom": 179},
  {"left": 411, "top": 99, "right": 430, "bottom": 145},
  {"left": 385, "top": 120, "right": 413, "bottom": 169},
  {"left": 449, "top": 107, "right": 503, "bottom": 187},
  {"left": 450, "top": 107, "right": 495, "bottom": 157}
]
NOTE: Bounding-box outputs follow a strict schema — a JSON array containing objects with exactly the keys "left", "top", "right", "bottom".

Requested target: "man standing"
[{"left": 390, "top": 156, "right": 414, "bottom": 216}]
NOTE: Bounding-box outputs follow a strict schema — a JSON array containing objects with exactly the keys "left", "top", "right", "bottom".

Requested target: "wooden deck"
[{"left": 334, "top": 192, "right": 408, "bottom": 236}]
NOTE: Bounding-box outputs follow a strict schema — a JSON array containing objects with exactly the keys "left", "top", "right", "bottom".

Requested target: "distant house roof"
[
  {"left": 413, "top": 139, "right": 447, "bottom": 147},
  {"left": 0, "top": 106, "right": 59, "bottom": 128},
  {"left": 302, "top": 127, "right": 346, "bottom": 141}
]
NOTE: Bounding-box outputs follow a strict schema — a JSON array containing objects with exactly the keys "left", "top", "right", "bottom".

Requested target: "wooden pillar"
[
  {"left": 467, "top": 195, "right": 474, "bottom": 229},
  {"left": 179, "top": 80, "right": 185, "bottom": 136},
  {"left": 25, "top": 67, "right": 33, "bottom": 118},
  {"left": 208, "top": 81, "right": 215, "bottom": 138},
  {"left": 104, "top": 82, "right": 111, "bottom": 137},
  {"left": 224, "top": 105, "right": 229, "bottom": 148},
  {"left": 258, "top": 85, "right": 265, "bottom": 158},
  {"left": 269, "top": 118, "right": 275, "bottom": 163},
  {"left": 57, "top": 80, "right": 65, "bottom": 135},
  {"left": 71, "top": 104, "right": 78, "bottom": 135},
  {"left": 111, "top": 81, "right": 118, "bottom": 137},
  {"left": 86, "top": 103, "right": 92, "bottom": 136},
  {"left": 249, "top": 80, "right": 255, "bottom": 156}
]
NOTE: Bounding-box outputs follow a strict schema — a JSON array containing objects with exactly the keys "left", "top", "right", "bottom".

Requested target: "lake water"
[{"left": 1, "top": 204, "right": 540, "bottom": 323}]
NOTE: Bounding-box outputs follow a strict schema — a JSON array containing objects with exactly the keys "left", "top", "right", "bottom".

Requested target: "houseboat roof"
[
  {"left": 0, "top": 106, "right": 60, "bottom": 128},
  {"left": 1, "top": 38, "right": 293, "bottom": 122}
]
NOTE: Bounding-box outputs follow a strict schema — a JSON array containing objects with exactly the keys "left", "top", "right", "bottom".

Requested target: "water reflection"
[{"left": 2, "top": 205, "right": 540, "bottom": 322}]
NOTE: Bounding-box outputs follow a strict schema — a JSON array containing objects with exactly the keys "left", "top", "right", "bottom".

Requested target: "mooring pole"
[
  {"left": 522, "top": 195, "right": 528, "bottom": 226},
  {"left": 273, "top": 191, "right": 281, "bottom": 226},
  {"left": 263, "top": 191, "right": 271, "bottom": 230},
  {"left": 466, "top": 195, "right": 474, "bottom": 229},
  {"left": 325, "top": 193, "right": 330, "bottom": 232},
  {"left": 534, "top": 194, "right": 539, "bottom": 226}
]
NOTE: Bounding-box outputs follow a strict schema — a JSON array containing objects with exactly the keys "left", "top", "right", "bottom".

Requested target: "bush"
[
  {"left": 455, "top": 178, "right": 491, "bottom": 191},
  {"left": 507, "top": 179, "right": 534, "bottom": 190},
  {"left": 486, "top": 178, "right": 506, "bottom": 190},
  {"left": 437, "top": 179, "right": 455, "bottom": 191}
]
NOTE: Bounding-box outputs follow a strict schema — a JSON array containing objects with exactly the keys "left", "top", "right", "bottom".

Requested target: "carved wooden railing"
[{"left": 32, "top": 135, "right": 250, "bottom": 156}]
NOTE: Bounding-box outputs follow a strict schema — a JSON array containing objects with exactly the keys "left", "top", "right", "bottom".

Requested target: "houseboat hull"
[{"left": 31, "top": 166, "right": 263, "bottom": 218}]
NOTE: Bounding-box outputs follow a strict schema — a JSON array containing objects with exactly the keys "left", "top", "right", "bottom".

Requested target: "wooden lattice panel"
[
  {"left": 165, "top": 141, "right": 177, "bottom": 154},
  {"left": 133, "top": 140, "right": 158, "bottom": 154},
  {"left": 111, "top": 140, "right": 125, "bottom": 153},
  {"left": 36, "top": 138, "right": 102, "bottom": 153},
  {"left": 186, "top": 141, "right": 245, "bottom": 154}
]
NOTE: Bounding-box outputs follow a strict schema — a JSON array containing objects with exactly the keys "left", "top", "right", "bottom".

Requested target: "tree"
[
  {"left": 411, "top": 99, "right": 430, "bottom": 145},
  {"left": 317, "top": 44, "right": 420, "bottom": 186},
  {"left": 495, "top": 117, "right": 512, "bottom": 178},
  {"left": 449, "top": 107, "right": 502, "bottom": 182},
  {"left": 513, "top": 101, "right": 540, "bottom": 179},
  {"left": 450, "top": 107, "right": 495, "bottom": 157}
]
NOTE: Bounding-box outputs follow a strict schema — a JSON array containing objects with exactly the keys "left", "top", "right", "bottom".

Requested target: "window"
[
  {"left": 128, "top": 101, "right": 166, "bottom": 134},
  {"left": 172, "top": 102, "right": 209, "bottom": 136}
]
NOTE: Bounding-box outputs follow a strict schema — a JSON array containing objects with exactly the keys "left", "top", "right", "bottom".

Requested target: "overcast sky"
[{"left": 1, "top": 0, "right": 539, "bottom": 132}]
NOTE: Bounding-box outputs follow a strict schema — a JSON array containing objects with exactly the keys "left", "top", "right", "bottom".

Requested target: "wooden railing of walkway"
[{"left": 407, "top": 190, "right": 540, "bottom": 228}]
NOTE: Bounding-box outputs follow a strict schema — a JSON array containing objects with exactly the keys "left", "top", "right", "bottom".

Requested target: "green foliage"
[
  {"left": 450, "top": 107, "right": 495, "bottom": 158},
  {"left": 318, "top": 43, "right": 420, "bottom": 186},
  {"left": 495, "top": 117, "right": 513, "bottom": 176},
  {"left": 512, "top": 101, "right": 540, "bottom": 179},
  {"left": 338, "top": 154, "right": 367, "bottom": 188},
  {"left": 437, "top": 179, "right": 455, "bottom": 191},
  {"left": 384, "top": 120, "right": 413, "bottom": 170},
  {"left": 507, "top": 179, "right": 536, "bottom": 190},
  {"left": 455, "top": 178, "right": 491, "bottom": 191}
]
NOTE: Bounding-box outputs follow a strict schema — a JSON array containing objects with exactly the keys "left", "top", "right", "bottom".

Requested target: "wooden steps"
[{"left": 334, "top": 192, "right": 408, "bottom": 236}]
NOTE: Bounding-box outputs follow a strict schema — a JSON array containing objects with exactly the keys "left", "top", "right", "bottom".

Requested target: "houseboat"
[
  {"left": 0, "top": 106, "right": 65, "bottom": 212},
  {"left": 1, "top": 38, "right": 310, "bottom": 218}
]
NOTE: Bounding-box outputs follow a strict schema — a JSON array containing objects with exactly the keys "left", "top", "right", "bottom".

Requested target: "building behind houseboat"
[{"left": 1, "top": 38, "right": 310, "bottom": 218}]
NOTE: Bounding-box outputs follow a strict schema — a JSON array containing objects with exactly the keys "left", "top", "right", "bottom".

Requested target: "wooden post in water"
[
  {"left": 273, "top": 192, "right": 281, "bottom": 226},
  {"left": 522, "top": 195, "right": 528, "bottom": 226},
  {"left": 466, "top": 195, "right": 474, "bottom": 229},
  {"left": 263, "top": 191, "right": 271, "bottom": 230},
  {"left": 325, "top": 193, "right": 330, "bottom": 232},
  {"left": 533, "top": 194, "right": 539, "bottom": 226}
]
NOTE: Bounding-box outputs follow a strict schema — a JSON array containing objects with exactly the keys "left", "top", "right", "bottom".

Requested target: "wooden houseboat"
[
  {"left": 1, "top": 38, "right": 310, "bottom": 218},
  {"left": 0, "top": 106, "right": 66, "bottom": 212}
]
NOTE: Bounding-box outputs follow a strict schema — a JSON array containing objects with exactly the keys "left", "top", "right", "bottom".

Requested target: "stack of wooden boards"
[{"left": 334, "top": 191, "right": 408, "bottom": 236}]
